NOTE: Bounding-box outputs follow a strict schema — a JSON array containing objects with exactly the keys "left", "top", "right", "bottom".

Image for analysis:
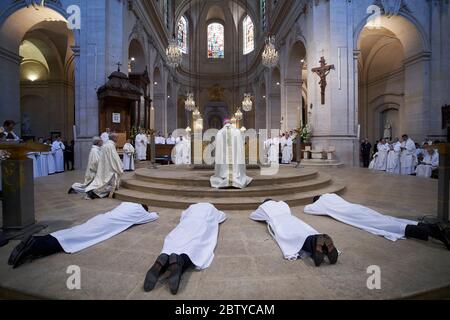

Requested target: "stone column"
[{"left": 0, "top": 47, "right": 21, "bottom": 124}]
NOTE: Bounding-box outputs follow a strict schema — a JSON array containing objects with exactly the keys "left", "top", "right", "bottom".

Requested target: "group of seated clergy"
[
  {"left": 370, "top": 134, "right": 440, "bottom": 178},
  {"left": 7, "top": 194, "right": 450, "bottom": 295}
]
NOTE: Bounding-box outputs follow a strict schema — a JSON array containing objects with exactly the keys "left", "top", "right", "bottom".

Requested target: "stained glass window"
[
  {"left": 243, "top": 15, "right": 254, "bottom": 55},
  {"left": 207, "top": 23, "right": 224, "bottom": 59},
  {"left": 178, "top": 16, "right": 188, "bottom": 54}
]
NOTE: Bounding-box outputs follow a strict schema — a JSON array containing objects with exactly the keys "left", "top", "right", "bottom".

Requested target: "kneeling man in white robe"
[
  {"left": 416, "top": 146, "right": 439, "bottom": 178},
  {"left": 304, "top": 194, "right": 450, "bottom": 250},
  {"left": 210, "top": 119, "right": 253, "bottom": 189},
  {"left": 8, "top": 202, "right": 158, "bottom": 268},
  {"left": 122, "top": 139, "right": 135, "bottom": 171},
  {"left": 251, "top": 199, "right": 338, "bottom": 267},
  {"left": 85, "top": 133, "right": 124, "bottom": 199},
  {"left": 68, "top": 136, "right": 103, "bottom": 194},
  {"left": 144, "top": 203, "right": 227, "bottom": 294}
]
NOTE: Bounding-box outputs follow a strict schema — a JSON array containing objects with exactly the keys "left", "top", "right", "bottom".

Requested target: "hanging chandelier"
[
  {"left": 166, "top": 38, "right": 182, "bottom": 68},
  {"left": 242, "top": 93, "right": 253, "bottom": 112},
  {"left": 262, "top": 36, "right": 279, "bottom": 68},
  {"left": 192, "top": 106, "right": 201, "bottom": 119},
  {"left": 184, "top": 92, "right": 196, "bottom": 111},
  {"left": 235, "top": 108, "right": 243, "bottom": 121}
]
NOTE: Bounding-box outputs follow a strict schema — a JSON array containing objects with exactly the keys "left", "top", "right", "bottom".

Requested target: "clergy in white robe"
[
  {"left": 305, "top": 194, "right": 450, "bottom": 249},
  {"left": 122, "top": 140, "right": 135, "bottom": 171},
  {"left": 166, "top": 134, "right": 176, "bottom": 145},
  {"left": 210, "top": 121, "right": 253, "bottom": 189},
  {"left": 51, "top": 137, "right": 65, "bottom": 173},
  {"left": 85, "top": 134, "right": 124, "bottom": 199},
  {"left": 400, "top": 135, "right": 417, "bottom": 175},
  {"left": 281, "top": 135, "right": 293, "bottom": 164},
  {"left": 69, "top": 137, "right": 103, "bottom": 194},
  {"left": 39, "top": 152, "right": 49, "bottom": 176},
  {"left": 265, "top": 137, "right": 280, "bottom": 164},
  {"left": 144, "top": 203, "right": 226, "bottom": 294},
  {"left": 135, "top": 130, "right": 149, "bottom": 161},
  {"left": 386, "top": 141, "right": 401, "bottom": 174},
  {"left": 44, "top": 141, "right": 56, "bottom": 175},
  {"left": 416, "top": 147, "right": 439, "bottom": 178},
  {"left": 251, "top": 200, "right": 338, "bottom": 266},
  {"left": 155, "top": 133, "right": 166, "bottom": 144},
  {"left": 100, "top": 128, "right": 110, "bottom": 144},
  {"left": 174, "top": 136, "right": 191, "bottom": 165},
  {"left": 374, "top": 140, "right": 389, "bottom": 171},
  {"left": 27, "top": 152, "right": 40, "bottom": 178},
  {"left": 8, "top": 203, "right": 158, "bottom": 268}
]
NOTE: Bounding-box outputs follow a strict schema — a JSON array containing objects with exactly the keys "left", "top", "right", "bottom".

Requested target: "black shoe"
[
  {"left": 67, "top": 188, "right": 76, "bottom": 194},
  {"left": 144, "top": 254, "right": 169, "bottom": 292},
  {"left": 86, "top": 191, "right": 99, "bottom": 200},
  {"left": 312, "top": 235, "right": 325, "bottom": 267},
  {"left": 8, "top": 235, "right": 36, "bottom": 268},
  {"left": 168, "top": 254, "right": 184, "bottom": 295},
  {"left": 323, "top": 234, "right": 339, "bottom": 264},
  {"left": 428, "top": 223, "right": 450, "bottom": 250}
]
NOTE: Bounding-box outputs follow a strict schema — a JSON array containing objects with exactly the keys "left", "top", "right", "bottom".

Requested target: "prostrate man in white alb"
[
  {"left": 304, "top": 194, "right": 450, "bottom": 250},
  {"left": 68, "top": 136, "right": 103, "bottom": 194},
  {"left": 416, "top": 145, "right": 439, "bottom": 178},
  {"left": 144, "top": 203, "right": 226, "bottom": 295},
  {"left": 101, "top": 128, "right": 110, "bottom": 144},
  {"left": 51, "top": 136, "right": 65, "bottom": 173},
  {"left": 400, "top": 134, "right": 417, "bottom": 175},
  {"left": 85, "top": 133, "right": 124, "bottom": 199},
  {"left": 8, "top": 202, "right": 158, "bottom": 268},
  {"left": 210, "top": 119, "right": 252, "bottom": 189},
  {"left": 251, "top": 199, "right": 338, "bottom": 267},
  {"left": 135, "top": 128, "right": 148, "bottom": 161},
  {"left": 122, "top": 138, "right": 135, "bottom": 171}
]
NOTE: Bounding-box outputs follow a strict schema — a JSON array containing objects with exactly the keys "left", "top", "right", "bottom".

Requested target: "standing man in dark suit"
[{"left": 361, "top": 138, "right": 372, "bottom": 168}]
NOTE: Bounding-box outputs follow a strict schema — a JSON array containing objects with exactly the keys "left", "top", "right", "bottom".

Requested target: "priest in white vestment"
[
  {"left": 281, "top": 134, "right": 293, "bottom": 164},
  {"left": 400, "top": 134, "right": 417, "bottom": 175},
  {"left": 69, "top": 137, "right": 103, "bottom": 194},
  {"left": 135, "top": 129, "right": 149, "bottom": 161},
  {"left": 122, "top": 139, "right": 135, "bottom": 171},
  {"left": 8, "top": 202, "right": 158, "bottom": 268},
  {"left": 51, "top": 137, "right": 65, "bottom": 173},
  {"left": 305, "top": 194, "right": 450, "bottom": 249},
  {"left": 44, "top": 140, "right": 56, "bottom": 174},
  {"left": 251, "top": 200, "right": 338, "bottom": 267},
  {"left": 174, "top": 136, "right": 191, "bottom": 165},
  {"left": 210, "top": 120, "right": 253, "bottom": 189},
  {"left": 386, "top": 139, "right": 401, "bottom": 174},
  {"left": 100, "top": 128, "right": 110, "bottom": 144},
  {"left": 155, "top": 133, "right": 166, "bottom": 144},
  {"left": 144, "top": 203, "right": 227, "bottom": 294},
  {"left": 85, "top": 133, "right": 124, "bottom": 199},
  {"left": 374, "top": 139, "right": 389, "bottom": 171},
  {"left": 166, "top": 133, "right": 176, "bottom": 145},
  {"left": 265, "top": 136, "right": 280, "bottom": 164},
  {"left": 416, "top": 146, "right": 439, "bottom": 178}
]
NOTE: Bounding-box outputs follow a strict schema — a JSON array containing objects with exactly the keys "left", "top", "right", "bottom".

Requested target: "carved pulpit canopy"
[{"left": 97, "top": 70, "right": 143, "bottom": 100}]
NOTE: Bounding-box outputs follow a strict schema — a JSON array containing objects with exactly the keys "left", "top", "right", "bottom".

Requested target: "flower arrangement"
[{"left": 293, "top": 124, "right": 312, "bottom": 143}]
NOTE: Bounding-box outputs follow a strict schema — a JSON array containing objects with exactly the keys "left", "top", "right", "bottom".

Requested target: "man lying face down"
[
  {"left": 306, "top": 194, "right": 450, "bottom": 250},
  {"left": 144, "top": 203, "right": 227, "bottom": 295},
  {"left": 250, "top": 199, "right": 339, "bottom": 267},
  {"left": 8, "top": 203, "right": 158, "bottom": 268}
]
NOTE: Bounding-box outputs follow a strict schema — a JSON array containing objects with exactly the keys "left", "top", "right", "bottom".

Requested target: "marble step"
[
  {"left": 113, "top": 183, "right": 346, "bottom": 211},
  {"left": 132, "top": 167, "right": 319, "bottom": 187},
  {"left": 120, "top": 173, "right": 333, "bottom": 198}
]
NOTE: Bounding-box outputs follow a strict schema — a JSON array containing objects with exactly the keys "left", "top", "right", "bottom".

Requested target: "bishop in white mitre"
[
  {"left": 85, "top": 133, "right": 124, "bottom": 199},
  {"left": 69, "top": 136, "right": 103, "bottom": 194},
  {"left": 304, "top": 194, "right": 450, "bottom": 249},
  {"left": 144, "top": 203, "right": 226, "bottom": 294},
  {"left": 210, "top": 119, "right": 252, "bottom": 189},
  {"left": 135, "top": 129, "right": 149, "bottom": 161},
  {"left": 122, "top": 139, "right": 135, "bottom": 171},
  {"left": 101, "top": 128, "right": 110, "bottom": 144},
  {"left": 51, "top": 136, "right": 65, "bottom": 173},
  {"left": 416, "top": 146, "right": 439, "bottom": 178}
]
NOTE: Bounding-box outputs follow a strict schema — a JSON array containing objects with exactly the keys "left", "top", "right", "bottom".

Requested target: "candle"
[{"left": 150, "top": 105, "right": 155, "bottom": 130}]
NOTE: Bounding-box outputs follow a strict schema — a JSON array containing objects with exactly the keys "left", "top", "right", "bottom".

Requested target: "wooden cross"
[
  {"left": 311, "top": 56, "right": 335, "bottom": 105},
  {"left": 116, "top": 61, "right": 122, "bottom": 72}
]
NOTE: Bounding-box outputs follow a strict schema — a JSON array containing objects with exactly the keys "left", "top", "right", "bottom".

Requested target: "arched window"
[
  {"left": 243, "top": 15, "right": 254, "bottom": 55},
  {"left": 178, "top": 16, "right": 188, "bottom": 53},
  {"left": 207, "top": 23, "right": 224, "bottom": 59}
]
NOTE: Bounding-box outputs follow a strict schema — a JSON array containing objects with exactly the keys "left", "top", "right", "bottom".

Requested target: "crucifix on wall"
[{"left": 311, "top": 56, "right": 335, "bottom": 105}]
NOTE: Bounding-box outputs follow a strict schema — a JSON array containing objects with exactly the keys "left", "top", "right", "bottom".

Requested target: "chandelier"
[
  {"left": 184, "top": 92, "right": 196, "bottom": 111},
  {"left": 235, "top": 108, "right": 243, "bottom": 121},
  {"left": 262, "top": 36, "right": 279, "bottom": 68},
  {"left": 166, "top": 38, "right": 182, "bottom": 68},
  {"left": 242, "top": 93, "right": 253, "bottom": 112}
]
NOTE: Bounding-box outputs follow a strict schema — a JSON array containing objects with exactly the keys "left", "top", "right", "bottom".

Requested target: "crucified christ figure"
[{"left": 311, "top": 57, "right": 335, "bottom": 105}]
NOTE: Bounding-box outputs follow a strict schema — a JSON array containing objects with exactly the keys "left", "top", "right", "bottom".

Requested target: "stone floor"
[{"left": 0, "top": 165, "right": 449, "bottom": 300}]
